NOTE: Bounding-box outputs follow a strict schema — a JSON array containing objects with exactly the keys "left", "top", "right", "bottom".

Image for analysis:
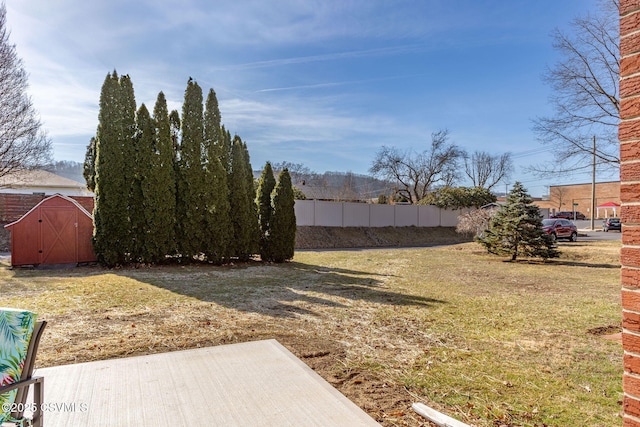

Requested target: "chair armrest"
[
  {"left": 0, "top": 375, "right": 43, "bottom": 393},
  {"left": 0, "top": 376, "right": 44, "bottom": 427}
]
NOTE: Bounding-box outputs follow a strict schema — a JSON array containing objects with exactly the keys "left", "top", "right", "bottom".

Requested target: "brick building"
[
  {"left": 619, "top": 2, "right": 640, "bottom": 425},
  {"left": 535, "top": 180, "right": 620, "bottom": 219}
]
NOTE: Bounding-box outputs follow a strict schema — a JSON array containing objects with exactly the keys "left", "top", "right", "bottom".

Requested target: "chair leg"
[{"left": 32, "top": 378, "right": 43, "bottom": 427}]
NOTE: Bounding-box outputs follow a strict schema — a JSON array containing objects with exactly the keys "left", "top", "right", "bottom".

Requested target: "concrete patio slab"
[{"left": 28, "top": 339, "right": 378, "bottom": 426}]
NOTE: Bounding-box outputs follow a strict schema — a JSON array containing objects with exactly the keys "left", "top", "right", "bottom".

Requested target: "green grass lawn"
[{"left": 0, "top": 240, "right": 623, "bottom": 426}]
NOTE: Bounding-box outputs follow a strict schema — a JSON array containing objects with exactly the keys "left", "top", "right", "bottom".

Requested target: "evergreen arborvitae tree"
[
  {"left": 169, "top": 109, "right": 181, "bottom": 161},
  {"left": 228, "top": 136, "right": 258, "bottom": 260},
  {"left": 220, "top": 126, "right": 233, "bottom": 174},
  {"left": 93, "top": 71, "right": 135, "bottom": 267},
  {"left": 202, "top": 88, "right": 231, "bottom": 264},
  {"left": 175, "top": 78, "right": 206, "bottom": 260},
  {"left": 476, "top": 182, "right": 559, "bottom": 261},
  {"left": 120, "top": 75, "right": 138, "bottom": 259},
  {"left": 83, "top": 137, "right": 96, "bottom": 192},
  {"left": 150, "top": 92, "right": 177, "bottom": 261},
  {"left": 269, "top": 169, "right": 296, "bottom": 263},
  {"left": 256, "top": 162, "right": 276, "bottom": 261},
  {"left": 242, "top": 140, "right": 259, "bottom": 256},
  {"left": 129, "top": 103, "right": 153, "bottom": 262}
]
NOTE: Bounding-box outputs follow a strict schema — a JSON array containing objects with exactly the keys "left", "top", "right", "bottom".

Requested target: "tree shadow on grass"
[
  {"left": 8, "top": 259, "right": 446, "bottom": 318},
  {"left": 143, "top": 261, "right": 446, "bottom": 318},
  {"left": 499, "top": 258, "right": 620, "bottom": 269}
]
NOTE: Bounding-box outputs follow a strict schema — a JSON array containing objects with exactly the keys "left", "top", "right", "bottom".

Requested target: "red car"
[{"left": 542, "top": 219, "right": 578, "bottom": 242}]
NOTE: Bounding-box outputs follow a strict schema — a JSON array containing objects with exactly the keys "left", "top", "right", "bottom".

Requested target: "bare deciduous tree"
[
  {"left": 550, "top": 186, "right": 570, "bottom": 211},
  {"left": 271, "top": 161, "right": 315, "bottom": 185},
  {"left": 463, "top": 151, "right": 513, "bottom": 190},
  {"left": 369, "top": 130, "right": 463, "bottom": 204},
  {"left": 532, "top": 0, "right": 619, "bottom": 174},
  {"left": 0, "top": 4, "right": 51, "bottom": 180}
]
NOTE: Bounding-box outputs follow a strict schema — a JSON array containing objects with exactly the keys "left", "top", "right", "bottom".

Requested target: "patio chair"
[{"left": 0, "top": 308, "right": 46, "bottom": 427}]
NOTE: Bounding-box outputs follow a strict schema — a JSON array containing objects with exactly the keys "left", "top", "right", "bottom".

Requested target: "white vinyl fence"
[{"left": 294, "top": 200, "right": 467, "bottom": 227}]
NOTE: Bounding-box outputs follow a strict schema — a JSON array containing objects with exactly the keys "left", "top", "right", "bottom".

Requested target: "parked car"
[
  {"left": 551, "top": 211, "right": 586, "bottom": 220},
  {"left": 603, "top": 217, "right": 621, "bottom": 232},
  {"left": 542, "top": 219, "right": 578, "bottom": 242}
]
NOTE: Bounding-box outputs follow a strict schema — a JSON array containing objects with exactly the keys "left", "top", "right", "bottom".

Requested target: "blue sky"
[{"left": 6, "top": 0, "right": 612, "bottom": 196}]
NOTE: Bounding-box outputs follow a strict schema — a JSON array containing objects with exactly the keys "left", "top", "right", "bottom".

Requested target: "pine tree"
[
  {"left": 202, "top": 89, "right": 230, "bottom": 264},
  {"left": 256, "top": 162, "right": 276, "bottom": 261},
  {"left": 175, "top": 78, "right": 206, "bottom": 260},
  {"left": 269, "top": 169, "right": 296, "bottom": 263},
  {"left": 476, "top": 182, "right": 559, "bottom": 261},
  {"left": 150, "top": 92, "right": 177, "bottom": 261},
  {"left": 228, "top": 136, "right": 258, "bottom": 260},
  {"left": 93, "top": 71, "right": 134, "bottom": 266}
]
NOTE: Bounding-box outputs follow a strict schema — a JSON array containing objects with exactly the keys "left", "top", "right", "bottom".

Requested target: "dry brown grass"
[{"left": 0, "top": 240, "right": 623, "bottom": 426}]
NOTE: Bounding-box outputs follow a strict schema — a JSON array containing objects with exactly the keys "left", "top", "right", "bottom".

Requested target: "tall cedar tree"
[
  {"left": 150, "top": 92, "right": 177, "bottom": 261},
  {"left": 83, "top": 137, "right": 96, "bottom": 191},
  {"left": 243, "top": 141, "right": 259, "bottom": 256},
  {"left": 202, "top": 89, "right": 231, "bottom": 264},
  {"left": 120, "top": 75, "right": 138, "bottom": 259},
  {"left": 228, "top": 136, "right": 258, "bottom": 260},
  {"left": 169, "top": 109, "right": 180, "bottom": 160},
  {"left": 476, "top": 182, "right": 559, "bottom": 261},
  {"left": 175, "top": 79, "right": 206, "bottom": 260},
  {"left": 220, "top": 125, "right": 232, "bottom": 174},
  {"left": 129, "top": 103, "right": 152, "bottom": 262},
  {"left": 93, "top": 72, "right": 136, "bottom": 266},
  {"left": 256, "top": 162, "right": 276, "bottom": 261},
  {"left": 269, "top": 169, "right": 296, "bottom": 262}
]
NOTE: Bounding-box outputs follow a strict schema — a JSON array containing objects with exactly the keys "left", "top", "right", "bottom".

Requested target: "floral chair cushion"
[{"left": 0, "top": 308, "right": 36, "bottom": 423}]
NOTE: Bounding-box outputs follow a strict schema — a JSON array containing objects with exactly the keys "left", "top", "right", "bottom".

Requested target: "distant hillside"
[
  {"left": 45, "top": 161, "right": 86, "bottom": 184},
  {"left": 255, "top": 168, "right": 394, "bottom": 201},
  {"left": 49, "top": 160, "right": 393, "bottom": 201}
]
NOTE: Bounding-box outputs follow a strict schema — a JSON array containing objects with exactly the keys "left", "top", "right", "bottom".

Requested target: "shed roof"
[{"left": 4, "top": 193, "right": 93, "bottom": 229}]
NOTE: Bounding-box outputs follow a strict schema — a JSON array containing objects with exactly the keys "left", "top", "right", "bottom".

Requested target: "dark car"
[
  {"left": 603, "top": 217, "right": 621, "bottom": 232},
  {"left": 542, "top": 219, "right": 578, "bottom": 242},
  {"left": 551, "top": 211, "right": 586, "bottom": 220}
]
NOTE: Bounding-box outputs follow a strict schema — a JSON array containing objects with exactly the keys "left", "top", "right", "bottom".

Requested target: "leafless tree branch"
[
  {"left": 531, "top": 0, "right": 619, "bottom": 175},
  {"left": 0, "top": 3, "right": 51, "bottom": 181},
  {"left": 369, "top": 130, "right": 463, "bottom": 204}
]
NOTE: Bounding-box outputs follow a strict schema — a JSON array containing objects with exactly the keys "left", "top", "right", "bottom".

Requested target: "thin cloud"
[
  {"left": 213, "top": 45, "right": 424, "bottom": 71},
  {"left": 257, "top": 73, "right": 429, "bottom": 93}
]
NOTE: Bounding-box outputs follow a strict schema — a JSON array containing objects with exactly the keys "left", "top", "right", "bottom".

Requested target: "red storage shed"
[{"left": 4, "top": 194, "right": 97, "bottom": 266}]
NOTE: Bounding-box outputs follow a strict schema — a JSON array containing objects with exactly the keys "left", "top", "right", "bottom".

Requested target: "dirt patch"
[
  {"left": 587, "top": 324, "right": 622, "bottom": 335},
  {"left": 295, "top": 226, "right": 471, "bottom": 249}
]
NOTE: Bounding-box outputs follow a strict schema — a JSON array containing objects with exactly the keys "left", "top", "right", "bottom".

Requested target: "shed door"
[{"left": 40, "top": 207, "right": 77, "bottom": 264}]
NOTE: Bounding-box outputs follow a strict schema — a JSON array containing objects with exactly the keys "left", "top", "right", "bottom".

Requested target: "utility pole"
[{"left": 591, "top": 135, "right": 596, "bottom": 230}]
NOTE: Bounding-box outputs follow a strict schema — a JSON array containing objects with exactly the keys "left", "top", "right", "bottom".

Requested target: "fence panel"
[
  {"left": 394, "top": 205, "right": 419, "bottom": 226},
  {"left": 294, "top": 200, "right": 315, "bottom": 226},
  {"left": 294, "top": 200, "right": 463, "bottom": 227},
  {"left": 370, "top": 204, "right": 395, "bottom": 227},
  {"left": 417, "top": 205, "right": 440, "bottom": 227},
  {"left": 441, "top": 209, "right": 464, "bottom": 227},
  {"left": 313, "top": 201, "right": 343, "bottom": 227},
  {"left": 343, "top": 203, "right": 370, "bottom": 227}
]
